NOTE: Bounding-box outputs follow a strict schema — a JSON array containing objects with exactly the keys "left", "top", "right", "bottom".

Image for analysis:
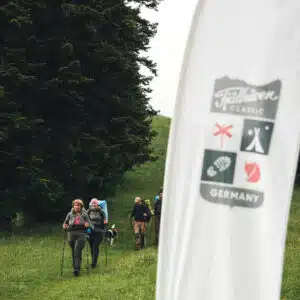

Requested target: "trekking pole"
[
  {"left": 151, "top": 217, "right": 155, "bottom": 244},
  {"left": 86, "top": 240, "right": 90, "bottom": 273},
  {"left": 85, "top": 229, "right": 92, "bottom": 274},
  {"left": 148, "top": 218, "right": 153, "bottom": 244},
  {"left": 105, "top": 239, "right": 108, "bottom": 266},
  {"left": 129, "top": 217, "right": 134, "bottom": 235},
  {"left": 143, "top": 230, "right": 147, "bottom": 249},
  {"left": 60, "top": 230, "right": 67, "bottom": 276},
  {"left": 140, "top": 224, "right": 143, "bottom": 250}
]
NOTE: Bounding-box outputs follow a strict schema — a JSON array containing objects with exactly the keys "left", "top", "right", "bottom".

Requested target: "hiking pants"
[
  {"left": 68, "top": 231, "right": 87, "bottom": 271},
  {"left": 88, "top": 231, "right": 103, "bottom": 266},
  {"left": 155, "top": 214, "right": 161, "bottom": 244},
  {"left": 134, "top": 221, "right": 146, "bottom": 249}
]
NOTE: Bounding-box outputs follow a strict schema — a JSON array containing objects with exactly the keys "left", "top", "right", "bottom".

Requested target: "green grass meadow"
[{"left": 0, "top": 115, "right": 299, "bottom": 300}]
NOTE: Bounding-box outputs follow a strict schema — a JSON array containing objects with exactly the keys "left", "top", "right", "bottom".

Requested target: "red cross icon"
[{"left": 214, "top": 123, "right": 233, "bottom": 148}]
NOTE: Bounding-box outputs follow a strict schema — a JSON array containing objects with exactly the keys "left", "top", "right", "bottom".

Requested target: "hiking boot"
[
  {"left": 135, "top": 237, "right": 140, "bottom": 250},
  {"left": 73, "top": 270, "right": 80, "bottom": 276},
  {"left": 91, "top": 263, "right": 96, "bottom": 269}
]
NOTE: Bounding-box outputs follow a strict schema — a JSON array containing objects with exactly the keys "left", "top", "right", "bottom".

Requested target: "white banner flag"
[{"left": 156, "top": 1, "right": 300, "bottom": 299}]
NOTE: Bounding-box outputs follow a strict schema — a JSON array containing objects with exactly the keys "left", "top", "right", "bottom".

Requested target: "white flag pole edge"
[{"left": 155, "top": 1, "right": 207, "bottom": 299}]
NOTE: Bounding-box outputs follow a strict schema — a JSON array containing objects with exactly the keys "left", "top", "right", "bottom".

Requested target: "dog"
[{"left": 105, "top": 224, "right": 119, "bottom": 246}]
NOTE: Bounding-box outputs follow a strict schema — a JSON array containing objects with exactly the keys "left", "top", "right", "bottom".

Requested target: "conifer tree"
[{"left": 0, "top": 0, "right": 160, "bottom": 222}]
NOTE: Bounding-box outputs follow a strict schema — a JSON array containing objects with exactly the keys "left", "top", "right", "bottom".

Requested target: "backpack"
[
  {"left": 89, "top": 199, "right": 109, "bottom": 222},
  {"left": 142, "top": 202, "right": 152, "bottom": 222},
  {"left": 144, "top": 199, "right": 154, "bottom": 216}
]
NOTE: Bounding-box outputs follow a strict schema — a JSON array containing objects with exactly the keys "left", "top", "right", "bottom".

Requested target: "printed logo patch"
[
  {"left": 200, "top": 183, "right": 264, "bottom": 208},
  {"left": 210, "top": 77, "right": 281, "bottom": 120},
  {"left": 200, "top": 76, "right": 281, "bottom": 209},
  {"left": 201, "top": 150, "right": 237, "bottom": 184},
  {"left": 213, "top": 123, "right": 234, "bottom": 148},
  {"left": 245, "top": 162, "right": 261, "bottom": 183},
  {"left": 240, "top": 119, "right": 274, "bottom": 155}
]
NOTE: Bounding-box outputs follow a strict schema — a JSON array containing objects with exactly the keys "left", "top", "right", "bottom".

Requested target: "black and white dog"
[{"left": 105, "top": 224, "right": 119, "bottom": 246}]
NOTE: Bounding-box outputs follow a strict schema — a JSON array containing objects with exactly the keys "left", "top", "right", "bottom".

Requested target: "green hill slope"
[
  {"left": 0, "top": 115, "right": 299, "bottom": 300},
  {"left": 0, "top": 115, "right": 171, "bottom": 300}
]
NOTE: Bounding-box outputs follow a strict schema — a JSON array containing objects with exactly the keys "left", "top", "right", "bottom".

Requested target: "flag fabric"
[{"left": 156, "top": 1, "right": 300, "bottom": 299}]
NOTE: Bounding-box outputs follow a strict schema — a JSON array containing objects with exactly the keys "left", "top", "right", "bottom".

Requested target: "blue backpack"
[
  {"left": 99, "top": 200, "right": 108, "bottom": 222},
  {"left": 89, "top": 200, "right": 108, "bottom": 222}
]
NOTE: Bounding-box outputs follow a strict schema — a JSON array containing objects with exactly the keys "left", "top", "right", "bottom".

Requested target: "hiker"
[
  {"left": 154, "top": 191, "right": 163, "bottom": 244},
  {"left": 154, "top": 187, "right": 163, "bottom": 201},
  {"left": 86, "top": 198, "right": 107, "bottom": 268},
  {"left": 129, "top": 197, "right": 150, "bottom": 250},
  {"left": 62, "top": 199, "right": 92, "bottom": 276}
]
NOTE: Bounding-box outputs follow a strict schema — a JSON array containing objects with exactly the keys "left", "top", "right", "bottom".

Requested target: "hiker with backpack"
[
  {"left": 62, "top": 199, "right": 92, "bottom": 276},
  {"left": 154, "top": 191, "right": 163, "bottom": 244},
  {"left": 129, "top": 197, "right": 151, "bottom": 250},
  {"left": 154, "top": 187, "right": 163, "bottom": 202},
  {"left": 86, "top": 198, "right": 107, "bottom": 268}
]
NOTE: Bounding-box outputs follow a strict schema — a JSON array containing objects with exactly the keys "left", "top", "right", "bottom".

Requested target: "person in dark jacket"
[
  {"left": 129, "top": 197, "right": 150, "bottom": 250},
  {"left": 86, "top": 198, "right": 107, "bottom": 268},
  {"left": 154, "top": 191, "right": 163, "bottom": 244},
  {"left": 63, "top": 199, "right": 92, "bottom": 276},
  {"left": 154, "top": 187, "right": 163, "bottom": 202}
]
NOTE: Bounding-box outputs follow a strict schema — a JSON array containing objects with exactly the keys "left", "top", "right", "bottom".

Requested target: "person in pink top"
[{"left": 62, "top": 199, "right": 92, "bottom": 276}]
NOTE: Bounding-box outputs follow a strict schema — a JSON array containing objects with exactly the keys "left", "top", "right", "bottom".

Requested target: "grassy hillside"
[
  {"left": 281, "top": 188, "right": 300, "bottom": 299},
  {"left": 0, "top": 115, "right": 170, "bottom": 300},
  {"left": 0, "top": 115, "right": 299, "bottom": 300}
]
